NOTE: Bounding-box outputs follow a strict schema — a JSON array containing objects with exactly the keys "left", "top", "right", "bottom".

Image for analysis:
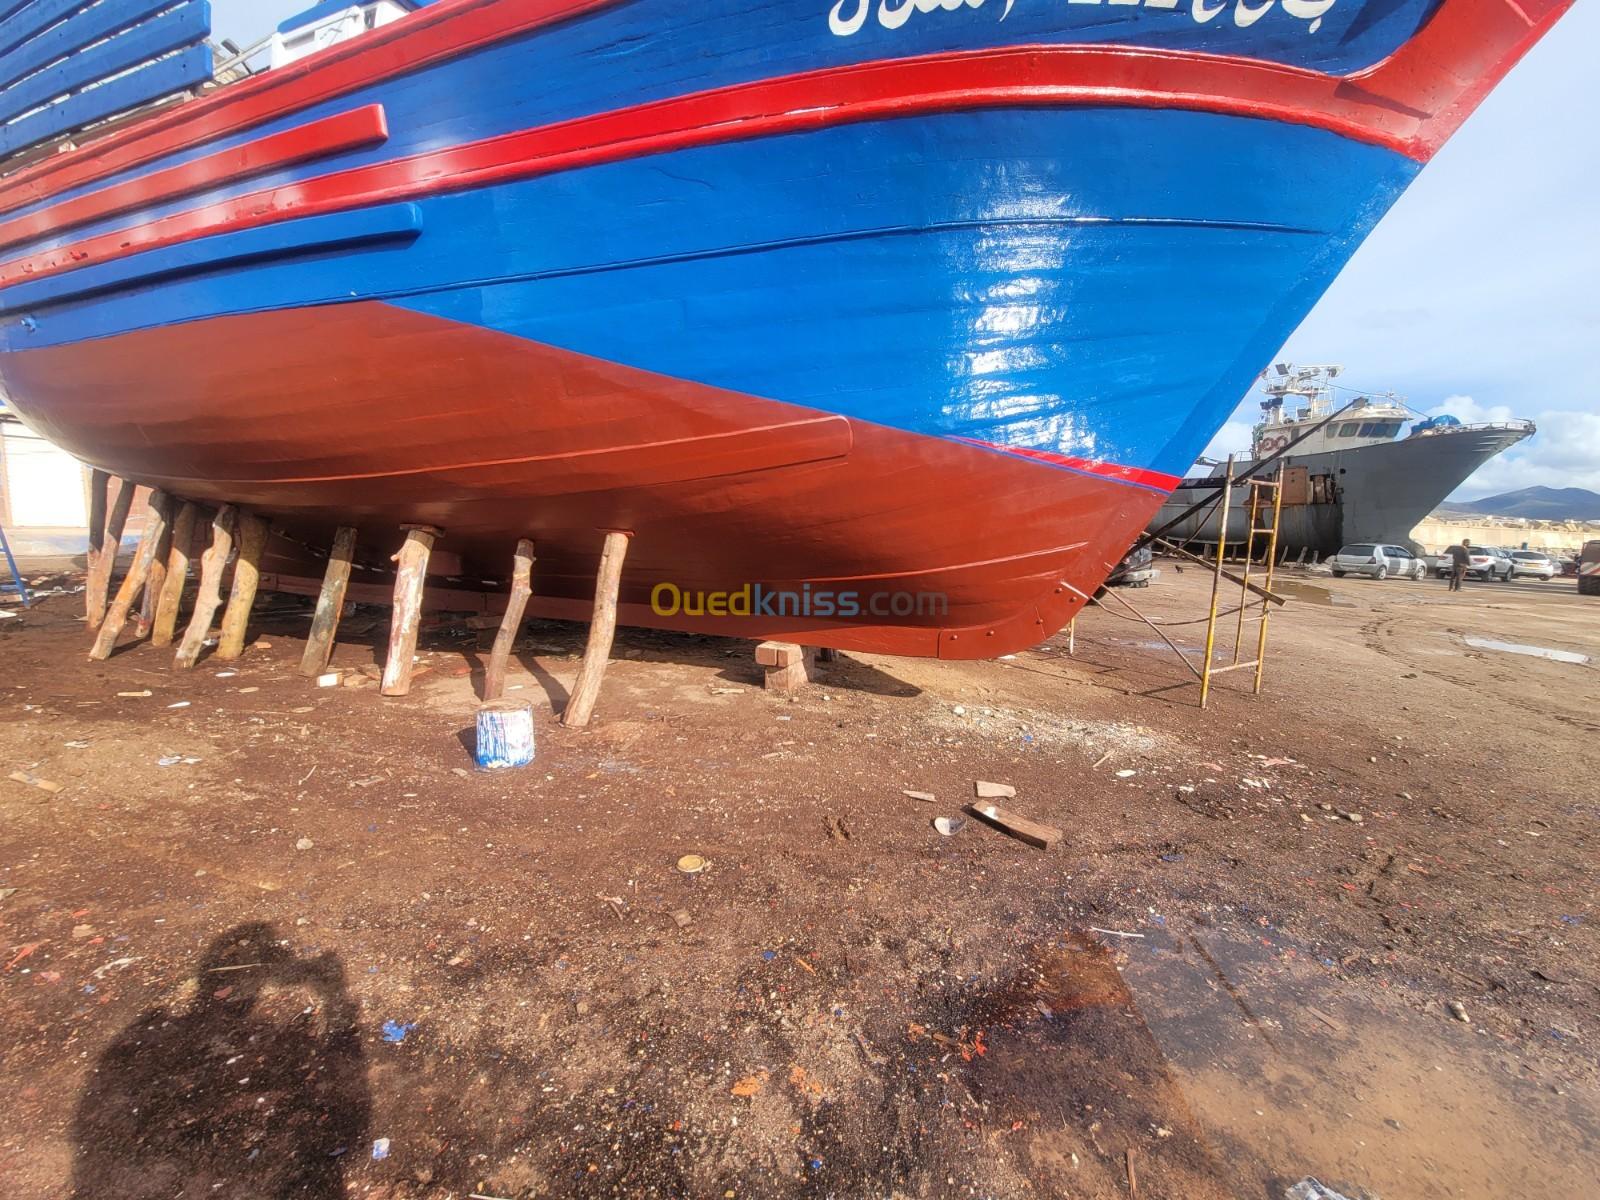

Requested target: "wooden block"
[
  {"left": 8, "top": 770, "right": 62, "bottom": 794},
  {"left": 974, "top": 780, "right": 1016, "bottom": 800},
  {"left": 966, "top": 802, "right": 1062, "bottom": 851},
  {"left": 755, "top": 641, "right": 803, "bottom": 668},
  {"left": 764, "top": 659, "right": 810, "bottom": 694}
]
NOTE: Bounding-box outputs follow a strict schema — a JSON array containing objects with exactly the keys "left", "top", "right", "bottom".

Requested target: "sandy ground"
[{"left": 0, "top": 563, "right": 1596, "bottom": 1200}]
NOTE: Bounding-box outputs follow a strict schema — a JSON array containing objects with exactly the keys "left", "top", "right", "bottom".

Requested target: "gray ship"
[{"left": 1151, "top": 365, "right": 1534, "bottom": 558}]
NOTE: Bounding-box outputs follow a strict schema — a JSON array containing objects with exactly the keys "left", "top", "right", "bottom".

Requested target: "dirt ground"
[{"left": 1, "top": 561, "right": 1596, "bottom": 1200}]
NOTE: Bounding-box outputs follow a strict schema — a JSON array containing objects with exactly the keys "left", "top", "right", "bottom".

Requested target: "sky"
[{"left": 210, "top": 1, "right": 1598, "bottom": 499}]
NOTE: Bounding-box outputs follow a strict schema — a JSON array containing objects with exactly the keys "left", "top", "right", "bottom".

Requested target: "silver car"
[
  {"left": 1508, "top": 550, "right": 1558, "bottom": 580},
  {"left": 1330, "top": 543, "right": 1426, "bottom": 580}
]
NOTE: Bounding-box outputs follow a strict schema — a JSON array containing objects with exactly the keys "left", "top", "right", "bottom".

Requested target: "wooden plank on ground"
[{"left": 965, "top": 802, "right": 1063, "bottom": 851}]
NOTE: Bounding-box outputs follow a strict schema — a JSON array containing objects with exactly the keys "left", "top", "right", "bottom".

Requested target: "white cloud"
[
  {"left": 1442, "top": 400, "right": 1600, "bottom": 499},
  {"left": 1425, "top": 394, "right": 1514, "bottom": 425}
]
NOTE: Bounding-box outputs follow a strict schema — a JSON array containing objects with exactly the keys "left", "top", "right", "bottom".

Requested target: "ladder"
[
  {"left": 0, "top": 524, "right": 30, "bottom": 608},
  {"left": 1199, "top": 456, "right": 1285, "bottom": 708}
]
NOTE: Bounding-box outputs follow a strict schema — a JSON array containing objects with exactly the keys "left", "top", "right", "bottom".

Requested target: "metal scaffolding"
[
  {"left": 1072, "top": 454, "right": 1288, "bottom": 709},
  {"left": 1196, "top": 455, "right": 1285, "bottom": 707}
]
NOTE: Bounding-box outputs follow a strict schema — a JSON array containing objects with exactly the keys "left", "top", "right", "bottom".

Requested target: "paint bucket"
[{"left": 475, "top": 699, "right": 535, "bottom": 769}]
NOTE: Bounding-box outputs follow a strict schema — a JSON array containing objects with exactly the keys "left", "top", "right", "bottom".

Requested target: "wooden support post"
[
  {"left": 134, "top": 516, "right": 175, "bottom": 639},
  {"left": 85, "top": 470, "right": 108, "bottom": 622},
  {"left": 151, "top": 501, "right": 201, "bottom": 647},
  {"left": 381, "top": 525, "right": 443, "bottom": 697},
  {"left": 484, "top": 538, "right": 536, "bottom": 702},
  {"left": 217, "top": 512, "right": 270, "bottom": 660},
  {"left": 88, "top": 491, "right": 169, "bottom": 661},
  {"left": 174, "top": 505, "right": 238, "bottom": 670},
  {"left": 85, "top": 476, "right": 135, "bottom": 629},
  {"left": 562, "top": 530, "right": 631, "bottom": 728},
  {"left": 300, "top": 526, "right": 358, "bottom": 677}
]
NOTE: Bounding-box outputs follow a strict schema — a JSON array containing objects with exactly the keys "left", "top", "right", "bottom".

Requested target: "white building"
[{"left": 0, "top": 402, "right": 103, "bottom": 558}]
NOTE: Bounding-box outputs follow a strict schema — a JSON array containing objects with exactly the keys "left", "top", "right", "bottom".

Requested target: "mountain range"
[{"left": 1439, "top": 486, "right": 1600, "bottom": 521}]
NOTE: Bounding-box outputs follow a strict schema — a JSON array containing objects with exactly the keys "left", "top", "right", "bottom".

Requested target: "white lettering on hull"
[{"left": 828, "top": 0, "right": 1337, "bottom": 36}]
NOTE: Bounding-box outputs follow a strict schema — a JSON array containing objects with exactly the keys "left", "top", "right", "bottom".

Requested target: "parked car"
[
  {"left": 1430, "top": 546, "right": 1513, "bottom": 581},
  {"left": 1508, "top": 550, "right": 1559, "bottom": 580},
  {"left": 1105, "top": 544, "right": 1154, "bottom": 588},
  {"left": 1330, "top": 543, "right": 1426, "bottom": 580},
  {"left": 1478, "top": 547, "right": 1516, "bottom": 581}
]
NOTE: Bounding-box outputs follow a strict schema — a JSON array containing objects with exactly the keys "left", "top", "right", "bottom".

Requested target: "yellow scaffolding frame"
[
  {"left": 1063, "top": 454, "right": 1286, "bottom": 708},
  {"left": 1197, "top": 455, "right": 1286, "bottom": 708}
]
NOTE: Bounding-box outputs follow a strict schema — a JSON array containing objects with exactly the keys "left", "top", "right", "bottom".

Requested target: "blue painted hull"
[{"left": 4, "top": 107, "right": 1416, "bottom": 476}]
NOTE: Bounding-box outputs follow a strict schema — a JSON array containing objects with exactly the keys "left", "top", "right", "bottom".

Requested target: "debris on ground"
[
  {"left": 1285, "top": 1180, "right": 1359, "bottom": 1200},
  {"left": 974, "top": 780, "right": 1016, "bottom": 799},
  {"left": 731, "top": 1070, "right": 768, "bottom": 1098},
  {"left": 966, "top": 802, "right": 1062, "bottom": 850},
  {"left": 381, "top": 1020, "right": 416, "bottom": 1044},
  {"left": 933, "top": 816, "right": 966, "bottom": 837},
  {"left": 7, "top": 770, "right": 62, "bottom": 794},
  {"left": 902, "top": 790, "right": 936, "bottom": 803},
  {"left": 1447, "top": 1001, "right": 1471, "bottom": 1024}
]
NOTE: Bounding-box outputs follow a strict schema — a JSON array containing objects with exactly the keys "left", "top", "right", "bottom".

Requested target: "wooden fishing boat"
[{"left": 0, "top": 0, "right": 1571, "bottom": 656}]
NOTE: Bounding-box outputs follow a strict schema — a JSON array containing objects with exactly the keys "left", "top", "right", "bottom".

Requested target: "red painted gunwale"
[
  {"left": 0, "top": 105, "right": 389, "bottom": 253},
  {"left": 0, "top": 0, "right": 1570, "bottom": 223},
  {"left": 0, "top": 13, "right": 1565, "bottom": 295}
]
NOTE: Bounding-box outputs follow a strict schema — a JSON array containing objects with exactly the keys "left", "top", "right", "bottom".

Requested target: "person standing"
[{"left": 1446, "top": 539, "right": 1472, "bottom": 591}]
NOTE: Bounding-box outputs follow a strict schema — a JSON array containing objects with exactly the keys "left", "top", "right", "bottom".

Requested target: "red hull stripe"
[
  {"left": 0, "top": 37, "right": 1543, "bottom": 292},
  {"left": 0, "top": 0, "right": 595, "bottom": 216},
  {"left": 954, "top": 438, "right": 1181, "bottom": 494},
  {"left": 0, "top": 0, "right": 1570, "bottom": 220},
  {"left": 0, "top": 105, "right": 389, "bottom": 254}
]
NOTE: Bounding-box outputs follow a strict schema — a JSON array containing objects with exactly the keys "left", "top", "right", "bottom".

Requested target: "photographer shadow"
[{"left": 70, "top": 923, "right": 371, "bottom": 1199}]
